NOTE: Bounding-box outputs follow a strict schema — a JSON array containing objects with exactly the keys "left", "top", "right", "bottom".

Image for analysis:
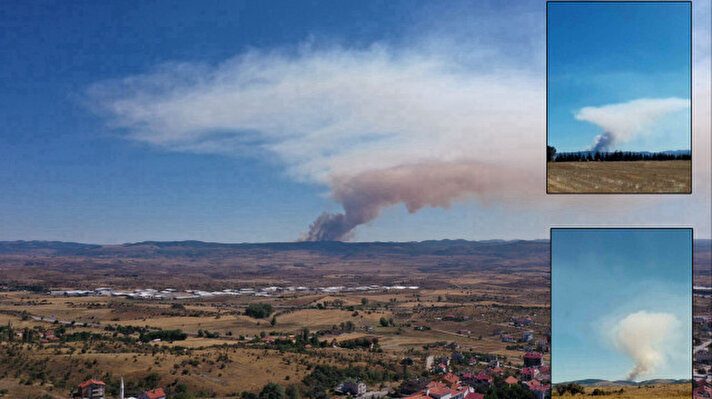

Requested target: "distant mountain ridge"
[
  {"left": 0, "top": 238, "right": 549, "bottom": 257},
  {"left": 0, "top": 238, "right": 707, "bottom": 257}
]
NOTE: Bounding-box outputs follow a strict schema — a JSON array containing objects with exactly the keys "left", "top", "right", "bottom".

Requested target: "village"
[
  {"left": 0, "top": 284, "right": 550, "bottom": 399},
  {"left": 65, "top": 347, "right": 550, "bottom": 399},
  {"left": 693, "top": 285, "right": 712, "bottom": 399}
]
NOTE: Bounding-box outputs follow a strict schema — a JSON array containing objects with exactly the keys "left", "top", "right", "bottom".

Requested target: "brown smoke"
[{"left": 301, "top": 160, "right": 535, "bottom": 241}]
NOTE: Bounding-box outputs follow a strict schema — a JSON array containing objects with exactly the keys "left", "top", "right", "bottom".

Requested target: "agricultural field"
[
  {"left": 547, "top": 160, "right": 691, "bottom": 193},
  {"left": 553, "top": 383, "right": 692, "bottom": 398},
  {"left": 0, "top": 240, "right": 552, "bottom": 398}
]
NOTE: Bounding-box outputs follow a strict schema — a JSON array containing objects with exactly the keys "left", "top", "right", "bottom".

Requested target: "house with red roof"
[
  {"left": 695, "top": 380, "right": 712, "bottom": 398},
  {"left": 440, "top": 373, "right": 460, "bottom": 386},
  {"left": 463, "top": 392, "right": 484, "bottom": 399},
  {"left": 74, "top": 379, "right": 105, "bottom": 399},
  {"left": 408, "top": 379, "right": 474, "bottom": 399},
  {"left": 487, "top": 366, "right": 504, "bottom": 376},
  {"left": 138, "top": 388, "right": 166, "bottom": 399},
  {"left": 525, "top": 381, "right": 550, "bottom": 399},
  {"left": 504, "top": 376, "right": 519, "bottom": 385},
  {"left": 501, "top": 334, "right": 515, "bottom": 343},
  {"left": 521, "top": 367, "right": 539, "bottom": 382},
  {"left": 474, "top": 371, "right": 493, "bottom": 387},
  {"left": 695, "top": 384, "right": 712, "bottom": 398},
  {"left": 523, "top": 352, "right": 543, "bottom": 367},
  {"left": 404, "top": 392, "right": 432, "bottom": 399}
]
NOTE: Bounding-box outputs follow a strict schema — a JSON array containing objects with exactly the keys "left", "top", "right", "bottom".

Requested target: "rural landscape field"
[
  {"left": 552, "top": 382, "right": 692, "bottom": 398},
  {"left": 547, "top": 160, "right": 691, "bottom": 193},
  {"left": 0, "top": 240, "right": 553, "bottom": 398}
]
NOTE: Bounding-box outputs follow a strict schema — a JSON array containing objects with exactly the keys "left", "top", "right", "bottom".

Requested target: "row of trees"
[{"left": 548, "top": 146, "right": 690, "bottom": 162}]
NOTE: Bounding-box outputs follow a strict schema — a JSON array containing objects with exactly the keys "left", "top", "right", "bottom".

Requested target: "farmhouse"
[
  {"left": 337, "top": 380, "right": 367, "bottom": 396},
  {"left": 73, "top": 379, "right": 106, "bottom": 399},
  {"left": 500, "top": 334, "right": 515, "bottom": 343}
]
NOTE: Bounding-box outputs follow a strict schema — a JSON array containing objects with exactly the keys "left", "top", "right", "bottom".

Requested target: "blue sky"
[
  {"left": 0, "top": 1, "right": 710, "bottom": 243},
  {"left": 548, "top": 2, "right": 691, "bottom": 152},
  {"left": 552, "top": 229, "right": 692, "bottom": 382}
]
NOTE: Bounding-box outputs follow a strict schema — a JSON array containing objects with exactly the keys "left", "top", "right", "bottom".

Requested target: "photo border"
[
  {"left": 545, "top": 1, "right": 693, "bottom": 195},
  {"left": 549, "top": 226, "right": 694, "bottom": 396}
]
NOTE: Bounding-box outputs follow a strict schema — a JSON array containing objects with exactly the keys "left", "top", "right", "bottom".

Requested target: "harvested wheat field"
[
  {"left": 547, "top": 160, "right": 691, "bottom": 193},
  {"left": 554, "top": 383, "right": 692, "bottom": 398}
]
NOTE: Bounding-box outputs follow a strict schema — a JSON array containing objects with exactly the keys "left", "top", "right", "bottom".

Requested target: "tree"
[
  {"left": 260, "top": 383, "right": 286, "bottom": 399},
  {"left": 361, "top": 298, "right": 369, "bottom": 306},
  {"left": 547, "top": 145, "right": 557, "bottom": 162},
  {"left": 379, "top": 317, "right": 389, "bottom": 327},
  {"left": 400, "top": 357, "right": 414, "bottom": 378},
  {"left": 286, "top": 385, "right": 299, "bottom": 399},
  {"left": 270, "top": 316, "right": 277, "bottom": 327},
  {"left": 246, "top": 303, "right": 274, "bottom": 319}
]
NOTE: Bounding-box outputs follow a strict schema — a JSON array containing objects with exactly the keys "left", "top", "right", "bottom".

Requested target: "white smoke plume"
[
  {"left": 611, "top": 311, "right": 679, "bottom": 381},
  {"left": 83, "top": 1, "right": 711, "bottom": 242},
  {"left": 86, "top": 44, "right": 543, "bottom": 241},
  {"left": 575, "top": 98, "right": 690, "bottom": 152}
]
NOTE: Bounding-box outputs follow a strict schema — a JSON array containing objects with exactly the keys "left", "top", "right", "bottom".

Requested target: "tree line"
[{"left": 548, "top": 146, "right": 690, "bottom": 162}]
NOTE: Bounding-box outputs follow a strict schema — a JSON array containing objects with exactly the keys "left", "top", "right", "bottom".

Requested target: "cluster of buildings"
[
  {"left": 73, "top": 379, "right": 165, "bottom": 399},
  {"left": 10, "top": 327, "right": 59, "bottom": 342},
  {"left": 405, "top": 373, "right": 484, "bottom": 399},
  {"left": 695, "top": 378, "right": 712, "bottom": 398},
  {"left": 335, "top": 380, "right": 368, "bottom": 396},
  {"left": 424, "top": 351, "right": 550, "bottom": 399},
  {"left": 49, "top": 284, "right": 420, "bottom": 300}
]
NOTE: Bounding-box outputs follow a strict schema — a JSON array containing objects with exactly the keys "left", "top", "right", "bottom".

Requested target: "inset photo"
[
  {"left": 551, "top": 228, "right": 692, "bottom": 397},
  {"left": 547, "top": 1, "right": 692, "bottom": 194}
]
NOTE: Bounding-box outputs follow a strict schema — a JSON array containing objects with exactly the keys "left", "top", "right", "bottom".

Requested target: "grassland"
[
  {"left": 547, "top": 160, "right": 691, "bottom": 193},
  {"left": 553, "top": 383, "right": 691, "bottom": 398},
  {"left": 0, "top": 240, "right": 553, "bottom": 398}
]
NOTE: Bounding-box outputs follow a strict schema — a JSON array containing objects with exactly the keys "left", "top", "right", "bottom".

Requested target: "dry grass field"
[
  {"left": 0, "top": 239, "right": 705, "bottom": 398},
  {"left": 547, "top": 160, "right": 691, "bottom": 193},
  {"left": 0, "top": 287, "right": 549, "bottom": 398},
  {"left": 553, "top": 383, "right": 691, "bottom": 398},
  {"left": 0, "top": 239, "right": 554, "bottom": 398}
]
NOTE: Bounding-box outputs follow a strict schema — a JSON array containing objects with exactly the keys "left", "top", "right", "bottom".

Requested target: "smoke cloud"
[
  {"left": 575, "top": 98, "right": 690, "bottom": 152},
  {"left": 87, "top": 43, "right": 544, "bottom": 241},
  {"left": 83, "top": 2, "right": 711, "bottom": 242},
  {"left": 612, "top": 311, "right": 679, "bottom": 381},
  {"left": 590, "top": 131, "right": 615, "bottom": 153},
  {"left": 301, "top": 161, "right": 535, "bottom": 241}
]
